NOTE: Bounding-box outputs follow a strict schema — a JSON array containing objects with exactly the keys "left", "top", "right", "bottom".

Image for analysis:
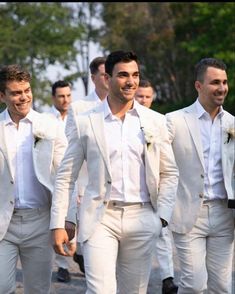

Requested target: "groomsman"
[
  {"left": 0, "top": 65, "right": 69, "bottom": 293},
  {"left": 166, "top": 58, "right": 235, "bottom": 293},
  {"left": 135, "top": 79, "right": 178, "bottom": 294},
  {"left": 48, "top": 80, "right": 75, "bottom": 283},
  {"left": 50, "top": 50, "right": 178, "bottom": 293},
  {"left": 67, "top": 56, "right": 108, "bottom": 274}
]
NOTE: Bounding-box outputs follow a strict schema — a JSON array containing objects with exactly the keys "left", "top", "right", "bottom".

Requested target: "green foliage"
[
  {"left": 98, "top": 2, "right": 235, "bottom": 114},
  {"left": 0, "top": 2, "right": 82, "bottom": 109}
]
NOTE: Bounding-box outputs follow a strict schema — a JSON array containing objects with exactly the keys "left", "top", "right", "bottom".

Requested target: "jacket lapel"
[
  {"left": 0, "top": 111, "right": 14, "bottom": 178},
  {"left": 184, "top": 105, "right": 204, "bottom": 168},
  {"left": 89, "top": 107, "right": 111, "bottom": 177}
]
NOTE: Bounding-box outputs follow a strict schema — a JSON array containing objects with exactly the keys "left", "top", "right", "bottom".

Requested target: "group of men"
[{"left": 0, "top": 50, "right": 234, "bottom": 294}]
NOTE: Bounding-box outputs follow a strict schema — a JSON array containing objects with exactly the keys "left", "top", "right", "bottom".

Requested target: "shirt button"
[
  {"left": 10, "top": 201, "right": 14, "bottom": 205},
  {"left": 199, "top": 193, "right": 203, "bottom": 198},
  {"left": 107, "top": 180, "right": 112, "bottom": 184},
  {"left": 200, "top": 174, "right": 204, "bottom": 178},
  {"left": 10, "top": 180, "right": 14, "bottom": 184}
]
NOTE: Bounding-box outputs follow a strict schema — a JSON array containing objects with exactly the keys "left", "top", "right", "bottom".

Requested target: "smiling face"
[
  {"left": 0, "top": 80, "right": 32, "bottom": 124},
  {"left": 195, "top": 66, "right": 228, "bottom": 112},
  {"left": 106, "top": 60, "right": 140, "bottom": 105}
]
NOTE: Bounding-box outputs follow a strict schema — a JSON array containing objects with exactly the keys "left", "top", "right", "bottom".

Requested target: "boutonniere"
[
  {"left": 140, "top": 127, "right": 155, "bottom": 149},
  {"left": 225, "top": 128, "right": 235, "bottom": 144},
  {"left": 33, "top": 131, "right": 46, "bottom": 147}
]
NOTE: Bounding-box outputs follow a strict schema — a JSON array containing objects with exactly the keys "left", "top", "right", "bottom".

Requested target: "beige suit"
[
  {"left": 166, "top": 103, "right": 235, "bottom": 233},
  {"left": 65, "top": 99, "right": 99, "bottom": 198},
  {"left": 51, "top": 101, "right": 178, "bottom": 242},
  {"left": 166, "top": 102, "right": 235, "bottom": 294},
  {"left": 50, "top": 100, "right": 178, "bottom": 293},
  {"left": 0, "top": 109, "right": 68, "bottom": 294}
]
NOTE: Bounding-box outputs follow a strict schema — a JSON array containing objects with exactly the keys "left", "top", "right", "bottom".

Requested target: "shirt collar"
[
  {"left": 103, "top": 98, "right": 139, "bottom": 120},
  {"left": 195, "top": 98, "right": 224, "bottom": 119},
  {"left": 4, "top": 108, "right": 34, "bottom": 126},
  {"left": 50, "top": 105, "right": 63, "bottom": 119}
]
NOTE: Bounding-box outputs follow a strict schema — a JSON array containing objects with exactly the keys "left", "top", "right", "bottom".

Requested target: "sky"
[{"left": 46, "top": 42, "right": 103, "bottom": 102}]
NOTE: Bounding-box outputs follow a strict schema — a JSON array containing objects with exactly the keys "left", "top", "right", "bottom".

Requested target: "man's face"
[
  {"left": 135, "top": 86, "right": 154, "bottom": 108},
  {"left": 106, "top": 60, "right": 140, "bottom": 104},
  {"left": 196, "top": 67, "right": 228, "bottom": 109},
  {"left": 91, "top": 64, "right": 108, "bottom": 92},
  {"left": 52, "top": 86, "right": 72, "bottom": 114},
  {"left": 0, "top": 80, "right": 32, "bottom": 123}
]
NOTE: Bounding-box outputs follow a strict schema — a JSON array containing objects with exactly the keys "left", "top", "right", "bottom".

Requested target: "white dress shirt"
[
  {"left": 195, "top": 99, "right": 227, "bottom": 200},
  {"left": 103, "top": 99, "right": 150, "bottom": 203},
  {"left": 4, "top": 110, "right": 50, "bottom": 208},
  {"left": 48, "top": 105, "right": 67, "bottom": 131},
  {"left": 79, "top": 90, "right": 103, "bottom": 104}
]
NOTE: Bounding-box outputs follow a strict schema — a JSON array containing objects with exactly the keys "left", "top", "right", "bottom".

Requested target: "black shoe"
[
  {"left": 73, "top": 252, "right": 85, "bottom": 274},
  {"left": 57, "top": 267, "right": 71, "bottom": 283},
  {"left": 162, "top": 277, "right": 178, "bottom": 294}
]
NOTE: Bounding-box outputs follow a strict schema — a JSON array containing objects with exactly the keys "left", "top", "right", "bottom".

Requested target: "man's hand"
[
  {"left": 51, "top": 228, "right": 76, "bottom": 256},
  {"left": 65, "top": 221, "right": 76, "bottom": 241}
]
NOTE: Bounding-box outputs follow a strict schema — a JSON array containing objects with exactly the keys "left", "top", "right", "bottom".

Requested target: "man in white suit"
[
  {"left": 0, "top": 64, "right": 70, "bottom": 294},
  {"left": 135, "top": 79, "right": 178, "bottom": 294},
  {"left": 48, "top": 80, "right": 74, "bottom": 283},
  {"left": 166, "top": 58, "right": 235, "bottom": 293},
  {"left": 67, "top": 56, "right": 108, "bottom": 274},
  {"left": 50, "top": 50, "right": 178, "bottom": 293}
]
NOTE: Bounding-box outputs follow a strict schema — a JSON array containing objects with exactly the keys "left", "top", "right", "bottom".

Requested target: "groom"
[{"left": 50, "top": 50, "right": 178, "bottom": 293}]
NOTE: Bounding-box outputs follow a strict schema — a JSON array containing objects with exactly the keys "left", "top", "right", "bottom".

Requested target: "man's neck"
[
  {"left": 95, "top": 88, "right": 108, "bottom": 101},
  {"left": 107, "top": 96, "right": 134, "bottom": 121}
]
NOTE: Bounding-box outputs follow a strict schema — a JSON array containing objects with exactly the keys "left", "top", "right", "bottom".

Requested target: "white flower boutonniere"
[
  {"left": 225, "top": 128, "right": 235, "bottom": 144},
  {"left": 141, "top": 127, "right": 155, "bottom": 149},
  {"left": 33, "top": 130, "right": 54, "bottom": 147},
  {"left": 33, "top": 131, "right": 45, "bottom": 147}
]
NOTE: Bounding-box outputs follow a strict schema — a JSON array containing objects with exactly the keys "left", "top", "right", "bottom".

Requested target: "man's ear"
[
  {"left": 0, "top": 92, "right": 5, "bottom": 103},
  {"left": 104, "top": 73, "right": 110, "bottom": 83},
  {"left": 194, "top": 80, "right": 201, "bottom": 92}
]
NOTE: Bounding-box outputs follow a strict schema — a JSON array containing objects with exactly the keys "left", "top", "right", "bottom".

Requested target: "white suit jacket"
[
  {"left": 166, "top": 102, "right": 235, "bottom": 234},
  {"left": 65, "top": 99, "right": 100, "bottom": 197},
  {"left": 0, "top": 109, "right": 68, "bottom": 241},
  {"left": 50, "top": 101, "right": 179, "bottom": 243}
]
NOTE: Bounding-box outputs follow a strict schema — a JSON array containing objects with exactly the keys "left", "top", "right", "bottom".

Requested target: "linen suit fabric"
[
  {"left": 50, "top": 101, "right": 178, "bottom": 241},
  {"left": 50, "top": 100, "right": 178, "bottom": 293},
  {"left": 166, "top": 102, "right": 235, "bottom": 294},
  {"left": 0, "top": 109, "right": 68, "bottom": 294}
]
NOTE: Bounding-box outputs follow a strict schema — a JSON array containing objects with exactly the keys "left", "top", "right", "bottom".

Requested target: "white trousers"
[
  {"left": 0, "top": 207, "right": 53, "bottom": 294},
  {"left": 55, "top": 253, "right": 70, "bottom": 269},
  {"left": 83, "top": 201, "right": 162, "bottom": 294},
  {"left": 156, "top": 227, "right": 174, "bottom": 280},
  {"left": 173, "top": 199, "right": 234, "bottom": 294}
]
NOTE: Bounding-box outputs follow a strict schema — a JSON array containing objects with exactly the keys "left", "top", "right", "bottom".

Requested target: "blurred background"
[{"left": 0, "top": 2, "right": 234, "bottom": 114}]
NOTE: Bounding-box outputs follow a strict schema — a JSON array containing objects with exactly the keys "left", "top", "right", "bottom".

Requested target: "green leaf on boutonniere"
[{"left": 34, "top": 136, "right": 41, "bottom": 147}]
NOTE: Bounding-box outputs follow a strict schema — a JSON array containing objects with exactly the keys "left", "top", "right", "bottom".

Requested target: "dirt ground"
[{"left": 15, "top": 239, "right": 234, "bottom": 294}]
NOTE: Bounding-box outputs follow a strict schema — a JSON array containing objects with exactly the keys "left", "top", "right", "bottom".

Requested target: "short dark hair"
[
  {"left": 89, "top": 57, "right": 106, "bottom": 75},
  {"left": 105, "top": 50, "right": 139, "bottom": 76},
  {"left": 0, "top": 64, "right": 31, "bottom": 93},
  {"left": 139, "top": 79, "right": 153, "bottom": 88},
  {"left": 195, "top": 58, "right": 227, "bottom": 82},
  {"left": 52, "top": 80, "right": 71, "bottom": 96}
]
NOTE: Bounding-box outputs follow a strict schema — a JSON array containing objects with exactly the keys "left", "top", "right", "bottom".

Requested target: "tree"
[
  {"left": 0, "top": 2, "right": 82, "bottom": 109},
  {"left": 97, "top": 2, "right": 235, "bottom": 114}
]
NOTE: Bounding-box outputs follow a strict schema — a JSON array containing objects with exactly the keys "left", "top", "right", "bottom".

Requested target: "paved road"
[{"left": 15, "top": 240, "right": 234, "bottom": 294}]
